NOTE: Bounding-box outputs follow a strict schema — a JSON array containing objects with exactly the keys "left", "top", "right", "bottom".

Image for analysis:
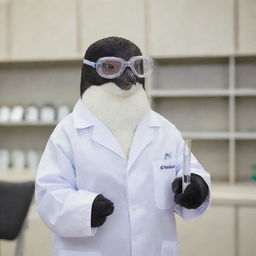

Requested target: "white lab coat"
[{"left": 35, "top": 99, "right": 211, "bottom": 256}]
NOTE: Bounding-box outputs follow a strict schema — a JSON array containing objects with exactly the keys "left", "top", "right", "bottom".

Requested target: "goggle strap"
[{"left": 83, "top": 59, "right": 96, "bottom": 68}]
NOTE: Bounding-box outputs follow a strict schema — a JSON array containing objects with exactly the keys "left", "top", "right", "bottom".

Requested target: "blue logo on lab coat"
[
  {"left": 160, "top": 152, "right": 175, "bottom": 170},
  {"left": 164, "top": 153, "right": 172, "bottom": 160}
]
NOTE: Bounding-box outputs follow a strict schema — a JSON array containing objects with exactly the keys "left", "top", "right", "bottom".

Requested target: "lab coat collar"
[
  {"left": 73, "top": 99, "right": 96, "bottom": 129},
  {"left": 72, "top": 99, "right": 162, "bottom": 167}
]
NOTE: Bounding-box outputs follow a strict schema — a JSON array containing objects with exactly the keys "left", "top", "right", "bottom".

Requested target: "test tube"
[{"left": 182, "top": 139, "right": 192, "bottom": 193}]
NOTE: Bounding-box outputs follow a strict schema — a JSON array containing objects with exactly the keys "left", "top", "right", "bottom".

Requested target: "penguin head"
[{"left": 80, "top": 37, "right": 145, "bottom": 97}]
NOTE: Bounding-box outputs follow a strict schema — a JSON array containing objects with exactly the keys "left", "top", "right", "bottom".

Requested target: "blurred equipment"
[
  {"left": 40, "top": 103, "right": 55, "bottom": 123},
  {"left": 24, "top": 104, "right": 39, "bottom": 123},
  {"left": 0, "top": 149, "right": 10, "bottom": 171},
  {"left": 11, "top": 150, "right": 26, "bottom": 172},
  {"left": 0, "top": 181, "right": 35, "bottom": 256},
  {"left": 250, "top": 164, "right": 256, "bottom": 181},
  {"left": 0, "top": 106, "right": 11, "bottom": 123},
  {"left": 9, "top": 105, "right": 24, "bottom": 123},
  {"left": 26, "top": 150, "right": 40, "bottom": 171}
]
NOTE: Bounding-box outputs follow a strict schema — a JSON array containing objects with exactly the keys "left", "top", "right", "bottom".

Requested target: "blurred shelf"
[
  {"left": 149, "top": 89, "right": 256, "bottom": 97},
  {"left": 181, "top": 132, "right": 256, "bottom": 140},
  {"left": 0, "top": 170, "right": 36, "bottom": 181},
  {"left": 152, "top": 54, "right": 256, "bottom": 59},
  {"left": 181, "top": 132, "right": 230, "bottom": 140},
  {"left": 0, "top": 57, "right": 82, "bottom": 65},
  {"left": 234, "top": 89, "right": 256, "bottom": 96},
  {"left": 212, "top": 182, "right": 256, "bottom": 205},
  {"left": 149, "top": 89, "right": 230, "bottom": 97},
  {"left": 0, "top": 122, "right": 58, "bottom": 127},
  {"left": 234, "top": 132, "right": 256, "bottom": 140},
  {"left": 234, "top": 53, "right": 256, "bottom": 57},
  {"left": 152, "top": 54, "right": 232, "bottom": 59}
]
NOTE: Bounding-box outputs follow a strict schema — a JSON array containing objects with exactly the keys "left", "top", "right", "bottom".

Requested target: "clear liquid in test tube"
[{"left": 182, "top": 139, "right": 192, "bottom": 193}]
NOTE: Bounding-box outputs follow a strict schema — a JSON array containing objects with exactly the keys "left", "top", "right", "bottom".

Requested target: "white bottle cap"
[
  {"left": 10, "top": 105, "right": 24, "bottom": 123},
  {"left": 41, "top": 104, "right": 55, "bottom": 123},
  {"left": 0, "top": 149, "right": 10, "bottom": 171},
  {"left": 0, "top": 106, "right": 11, "bottom": 123},
  {"left": 11, "top": 149, "right": 25, "bottom": 171},
  {"left": 24, "top": 105, "right": 39, "bottom": 122}
]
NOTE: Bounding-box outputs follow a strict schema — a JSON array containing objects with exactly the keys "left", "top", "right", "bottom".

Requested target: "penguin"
[
  {"left": 80, "top": 36, "right": 151, "bottom": 159},
  {"left": 79, "top": 37, "right": 209, "bottom": 228}
]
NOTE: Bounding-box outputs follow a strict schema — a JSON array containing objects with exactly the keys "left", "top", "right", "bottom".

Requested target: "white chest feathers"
[{"left": 81, "top": 82, "right": 151, "bottom": 158}]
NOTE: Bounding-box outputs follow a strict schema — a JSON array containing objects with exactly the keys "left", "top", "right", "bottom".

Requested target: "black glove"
[
  {"left": 172, "top": 174, "right": 209, "bottom": 209},
  {"left": 91, "top": 194, "right": 114, "bottom": 227}
]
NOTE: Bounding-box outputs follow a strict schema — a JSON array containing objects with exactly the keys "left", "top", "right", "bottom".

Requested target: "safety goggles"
[{"left": 83, "top": 56, "right": 154, "bottom": 79}]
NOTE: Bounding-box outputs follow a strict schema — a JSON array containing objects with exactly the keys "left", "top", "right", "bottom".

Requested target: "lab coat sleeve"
[
  {"left": 35, "top": 135, "right": 99, "bottom": 238},
  {"left": 172, "top": 129, "right": 212, "bottom": 220}
]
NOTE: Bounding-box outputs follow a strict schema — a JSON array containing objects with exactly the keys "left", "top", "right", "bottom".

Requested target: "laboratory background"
[{"left": 0, "top": 0, "right": 256, "bottom": 255}]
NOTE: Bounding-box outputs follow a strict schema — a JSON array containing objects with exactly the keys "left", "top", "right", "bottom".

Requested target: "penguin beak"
[{"left": 115, "top": 68, "right": 137, "bottom": 90}]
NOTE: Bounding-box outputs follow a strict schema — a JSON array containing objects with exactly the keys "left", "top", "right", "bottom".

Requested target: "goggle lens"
[
  {"left": 101, "top": 60, "right": 122, "bottom": 76},
  {"left": 134, "top": 59, "right": 144, "bottom": 75},
  {"left": 133, "top": 58, "right": 153, "bottom": 77}
]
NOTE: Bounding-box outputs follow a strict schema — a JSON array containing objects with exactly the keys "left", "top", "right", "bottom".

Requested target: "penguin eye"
[
  {"left": 103, "top": 63, "right": 115, "bottom": 70},
  {"left": 101, "top": 60, "right": 122, "bottom": 75}
]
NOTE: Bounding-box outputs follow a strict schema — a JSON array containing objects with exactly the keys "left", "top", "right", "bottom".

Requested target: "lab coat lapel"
[
  {"left": 91, "top": 122, "right": 126, "bottom": 159},
  {"left": 127, "top": 110, "right": 161, "bottom": 171},
  {"left": 73, "top": 99, "right": 125, "bottom": 159},
  {"left": 73, "top": 100, "right": 161, "bottom": 163}
]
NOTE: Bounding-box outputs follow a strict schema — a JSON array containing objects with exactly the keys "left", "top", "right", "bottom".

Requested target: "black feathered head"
[{"left": 80, "top": 37, "right": 145, "bottom": 97}]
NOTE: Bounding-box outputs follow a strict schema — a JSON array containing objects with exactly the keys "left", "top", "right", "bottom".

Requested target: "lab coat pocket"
[
  {"left": 161, "top": 241, "right": 179, "bottom": 256},
  {"left": 153, "top": 160, "right": 176, "bottom": 210},
  {"left": 60, "top": 250, "right": 101, "bottom": 256}
]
